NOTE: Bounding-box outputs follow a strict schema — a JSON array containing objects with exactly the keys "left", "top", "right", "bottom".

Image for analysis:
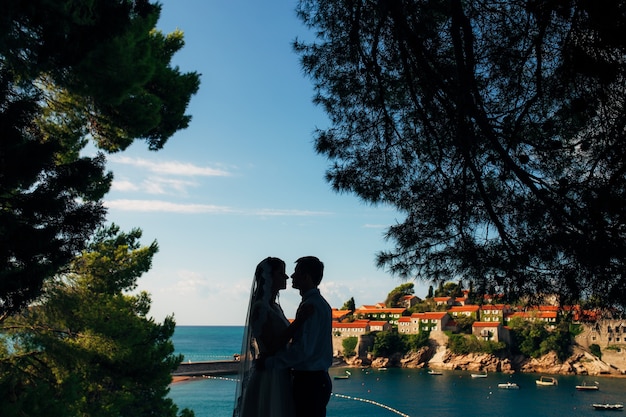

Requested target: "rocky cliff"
[{"left": 343, "top": 343, "right": 624, "bottom": 377}]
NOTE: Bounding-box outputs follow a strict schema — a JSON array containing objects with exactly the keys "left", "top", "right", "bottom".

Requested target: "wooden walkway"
[{"left": 172, "top": 360, "right": 240, "bottom": 377}]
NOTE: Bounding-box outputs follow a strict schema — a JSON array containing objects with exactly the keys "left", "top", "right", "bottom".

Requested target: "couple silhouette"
[{"left": 233, "top": 256, "right": 333, "bottom": 417}]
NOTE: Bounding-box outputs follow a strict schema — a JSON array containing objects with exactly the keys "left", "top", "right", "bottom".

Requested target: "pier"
[{"left": 173, "top": 360, "right": 240, "bottom": 377}]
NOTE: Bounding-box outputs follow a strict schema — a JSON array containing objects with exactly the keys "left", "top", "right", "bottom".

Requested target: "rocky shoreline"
[{"left": 338, "top": 343, "right": 626, "bottom": 378}]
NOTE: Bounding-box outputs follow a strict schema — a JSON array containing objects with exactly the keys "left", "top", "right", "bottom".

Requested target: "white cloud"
[
  {"left": 169, "top": 276, "right": 212, "bottom": 296},
  {"left": 104, "top": 199, "right": 236, "bottom": 214},
  {"left": 111, "top": 179, "right": 139, "bottom": 192},
  {"left": 254, "top": 208, "right": 331, "bottom": 217},
  {"left": 319, "top": 281, "right": 355, "bottom": 308},
  {"left": 363, "top": 223, "right": 388, "bottom": 229},
  {"left": 109, "top": 155, "right": 231, "bottom": 177},
  {"left": 112, "top": 177, "right": 199, "bottom": 195},
  {"left": 104, "top": 199, "right": 331, "bottom": 216},
  {"left": 142, "top": 177, "right": 199, "bottom": 195}
]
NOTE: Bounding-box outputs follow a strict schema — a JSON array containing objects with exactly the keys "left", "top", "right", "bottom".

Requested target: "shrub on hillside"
[
  {"left": 342, "top": 336, "right": 358, "bottom": 357},
  {"left": 371, "top": 331, "right": 405, "bottom": 357},
  {"left": 508, "top": 318, "right": 571, "bottom": 360},
  {"left": 447, "top": 334, "right": 506, "bottom": 355},
  {"left": 405, "top": 332, "right": 430, "bottom": 351},
  {"left": 589, "top": 343, "right": 602, "bottom": 359}
]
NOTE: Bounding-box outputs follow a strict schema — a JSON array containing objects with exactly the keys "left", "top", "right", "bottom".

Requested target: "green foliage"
[
  {"left": 434, "top": 282, "right": 462, "bottom": 298},
  {"left": 589, "top": 344, "right": 602, "bottom": 359},
  {"left": 294, "top": 0, "right": 626, "bottom": 309},
  {"left": 342, "top": 337, "right": 358, "bottom": 357},
  {"left": 509, "top": 319, "right": 545, "bottom": 358},
  {"left": 0, "top": 225, "right": 192, "bottom": 417},
  {"left": 508, "top": 319, "right": 571, "bottom": 361},
  {"left": 0, "top": 74, "right": 110, "bottom": 317},
  {"left": 448, "top": 334, "right": 472, "bottom": 355},
  {"left": 569, "top": 324, "right": 583, "bottom": 337},
  {"left": 483, "top": 340, "right": 507, "bottom": 355},
  {"left": 0, "top": 0, "right": 200, "bottom": 316},
  {"left": 454, "top": 315, "right": 476, "bottom": 334},
  {"left": 371, "top": 331, "right": 405, "bottom": 357},
  {"left": 447, "top": 334, "right": 506, "bottom": 355},
  {"left": 409, "top": 299, "right": 435, "bottom": 314},
  {"left": 385, "top": 283, "right": 414, "bottom": 307},
  {"left": 370, "top": 331, "right": 431, "bottom": 357},
  {"left": 341, "top": 297, "right": 356, "bottom": 312},
  {"left": 405, "top": 332, "right": 430, "bottom": 352}
]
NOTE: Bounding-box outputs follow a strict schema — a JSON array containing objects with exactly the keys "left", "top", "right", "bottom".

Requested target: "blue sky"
[{"left": 99, "top": 0, "right": 428, "bottom": 325}]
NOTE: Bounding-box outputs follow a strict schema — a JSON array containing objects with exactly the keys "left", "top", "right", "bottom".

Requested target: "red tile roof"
[
  {"left": 411, "top": 312, "right": 448, "bottom": 320},
  {"left": 473, "top": 321, "right": 501, "bottom": 328},
  {"left": 448, "top": 305, "right": 480, "bottom": 312},
  {"left": 332, "top": 309, "right": 351, "bottom": 319},
  {"left": 507, "top": 311, "right": 557, "bottom": 319},
  {"left": 480, "top": 304, "right": 509, "bottom": 311},
  {"left": 355, "top": 307, "right": 406, "bottom": 314},
  {"left": 332, "top": 322, "right": 369, "bottom": 329},
  {"left": 536, "top": 305, "right": 559, "bottom": 311}
]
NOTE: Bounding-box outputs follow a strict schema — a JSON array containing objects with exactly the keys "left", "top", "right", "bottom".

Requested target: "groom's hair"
[{"left": 295, "top": 256, "right": 324, "bottom": 286}]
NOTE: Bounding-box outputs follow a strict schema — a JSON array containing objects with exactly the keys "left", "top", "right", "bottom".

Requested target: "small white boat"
[
  {"left": 334, "top": 370, "right": 351, "bottom": 379},
  {"left": 498, "top": 382, "right": 520, "bottom": 389},
  {"left": 577, "top": 382, "right": 599, "bottom": 391},
  {"left": 536, "top": 376, "right": 558, "bottom": 386},
  {"left": 428, "top": 370, "right": 443, "bottom": 375},
  {"left": 592, "top": 403, "right": 623, "bottom": 410},
  {"left": 471, "top": 373, "right": 487, "bottom": 378}
]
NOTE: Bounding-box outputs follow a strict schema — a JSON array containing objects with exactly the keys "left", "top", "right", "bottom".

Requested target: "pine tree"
[
  {"left": 294, "top": 0, "right": 626, "bottom": 308},
  {"left": 0, "top": 0, "right": 200, "bottom": 316},
  {"left": 0, "top": 225, "right": 192, "bottom": 417}
]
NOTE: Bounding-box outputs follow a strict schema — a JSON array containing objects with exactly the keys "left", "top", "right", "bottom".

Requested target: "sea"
[{"left": 170, "top": 326, "right": 626, "bottom": 417}]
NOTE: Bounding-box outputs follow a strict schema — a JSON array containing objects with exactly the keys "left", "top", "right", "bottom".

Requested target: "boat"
[
  {"left": 536, "top": 376, "right": 558, "bottom": 386},
  {"left": 592, "top": 403, "right": 623, "bottom": 410},
  {"left": 576, "top": 382, "right": 600, "bottom": 391},
  {"left": 471, "top": 373, "right": 487, "bottom": 378},
  {"left": 428, "top": 370, "right": 443, "bottom": 375},
  {"left": 497, "top": 382, "right": 520, "bottom": 389},
  {"left": 333, "top": 375, "right": 349, "bottom": 380}
]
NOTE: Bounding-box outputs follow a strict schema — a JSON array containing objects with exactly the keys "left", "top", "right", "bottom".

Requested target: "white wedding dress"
[
  {"left": 233, "top": 258, "right": 295, "bottom": 417},
  {"left": 240, "top": 305, "right": 294, "bottom": 417}
]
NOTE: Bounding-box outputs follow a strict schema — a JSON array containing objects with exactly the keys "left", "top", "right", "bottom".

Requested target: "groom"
[{"left": 266, "top": 256, "right": 333, "bottom": 417}]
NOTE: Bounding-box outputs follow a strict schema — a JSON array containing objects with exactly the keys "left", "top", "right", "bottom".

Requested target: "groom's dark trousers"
[{"left": 292, "top": 370, "right": 332, "bottom": 417}]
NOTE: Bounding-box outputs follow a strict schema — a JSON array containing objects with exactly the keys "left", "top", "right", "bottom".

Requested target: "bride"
[{"left": 233, "top": 257, "right": 306, "bottom": 417}]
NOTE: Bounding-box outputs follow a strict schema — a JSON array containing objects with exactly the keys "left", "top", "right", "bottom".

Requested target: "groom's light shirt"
[{"left": 267, "top": 288, "right": 332, "bottom": 371}]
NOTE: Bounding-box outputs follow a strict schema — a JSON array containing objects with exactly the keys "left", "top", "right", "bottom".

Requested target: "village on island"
[
  {"left": 327, "top": 282, "right": 626, "bottom": 377},
  {"left": 173, "top": 281, "right": 626, "bottom": 382}
]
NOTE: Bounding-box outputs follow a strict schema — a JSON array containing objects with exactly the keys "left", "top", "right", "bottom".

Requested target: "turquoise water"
[
  {"left": 172, "top": 325, "right": 243, "bottom": 361},
  {"left": 169, "top": 326, "right": 626, "bottom": 417}
]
